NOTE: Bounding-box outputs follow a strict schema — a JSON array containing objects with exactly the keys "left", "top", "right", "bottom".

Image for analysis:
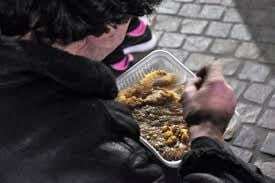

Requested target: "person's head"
[
  {"left": 0, "top": 0, "right": 162, "bottom": 60},
  {"left": 0, "top": 0, "right": 162, "bottom": 44}
]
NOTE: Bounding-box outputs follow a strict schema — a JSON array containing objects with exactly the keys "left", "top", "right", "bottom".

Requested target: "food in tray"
[{"left": 117, "top": 71, "right": 190, "bottom": 161}]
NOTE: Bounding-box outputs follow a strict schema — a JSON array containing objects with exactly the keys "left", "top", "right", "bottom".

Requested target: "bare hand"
[{"left": 182, "top": 64, "right": 236, "bottom": 140}]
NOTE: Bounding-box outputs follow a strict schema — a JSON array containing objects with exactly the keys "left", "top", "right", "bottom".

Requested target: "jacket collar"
[{"left": 0, "top": 37, "right": 118, "bottom": 99}]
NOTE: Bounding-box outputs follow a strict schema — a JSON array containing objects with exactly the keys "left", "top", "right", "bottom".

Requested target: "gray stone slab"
[
  {"left": 156, "top": 1, "right": 181, "bottom": 14},
  {"left": 236, "top": 103, "right": 262, "bottom": 124},
  {"left": 154, "top": 15, "right": 182, "bottom": 32},
  {"left": 153, "top": 30, "right": 163, "bottom": 41},
  {"left": 263, "top": 44, "right": 275, "bottom": 64},
  {"left": 215, "top": 58, "right": 240, "bottom": 76},
  {"left": 185, "top": 53, "right": 216, "bottom": 71},
  {"left": 230, "top": 24, "right": 252, "bottom": 41},
  {"left": 250, "top": 0, "right": 275, "bottom": 8},
  {"left": 221, "top": 0, "right": 236, "bottom": 6},
  {"left": 230, "top": 146, "right": 253, "bottom": 163},
  {"left": 261, "top": 133, "right": 275, "bottom": 156},
  {"left": 206, "top": 22, "right": 232, "bottom": 38},
  {"left": 197, "top": 0, "right": 235, "bottom": 6},
  {"left": 162, "top": 48, "right": 189, "bottom": 63},
  {"left": 228, "top": 79, "right": 247, "bottom": 98},
  {"left": 179, "top": 4, "right": 202, "bottom": 17},
  {"left": 244, "top": 84, "right": 273, "bottom": 104},
  {"left": 235, "top": 42, "right": 261, "bottom": 60},
  {"left": 270, "top": 78, "right": 275, "bottom": 87},
  {"left": 258, "top": 110, "right": 275, "bottom": 130},
  {"left": 175, "top": 0, "right": 194, "bottom": 2},
  {"left": 158, "top": 33, "right": 186, "bottom": 48},
  {"left": 258, "top": 28, "right": 275, "bottom": 44},
  {"left": 233, "top": 126, "right": 257, "bottom": 149},
  {"left": 255, "top": 161, "right": 275, "bottom": 178},
  {"left": 210, "top": 39, "right": 238, "bottom": 55},
  {"left": 199, "top": 5, "right": 225, "bottom": 20},
  {"left": 269, "top": 94, "right": 275, "bottom": 108},
  {"left": 235, "top": 0, "right": 251, "bottom": 8},
  {"left": 269, "top": 12, "right": 275, "bottom": 27},
  {"left": 246, "top": 10, "right": 268, "bottom": 26},
  {"left": 238, "top": 62, "right": 271, "bottom": 82},
  {"left": 197, "top": 0, "right": 221, "bottom": 3},
  {"left": 180, "top": 19, "right": 208, "bottom": 34},
  {"left": 223, "top": 8, "right": 243, "bottom": 23},
  {"left": 183, "top": 36, "right": 212, "bottom": 52}
]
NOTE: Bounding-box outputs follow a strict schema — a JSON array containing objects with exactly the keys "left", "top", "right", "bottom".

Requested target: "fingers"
[
  {"left": 196, "top": 64, "right": 225, "bottom": 83},
  {"left": 184, "top": 77, "right": 202, "bottom": 96},
  {"left": 181, "top": 78, "right": 201, "bottom": 120}
]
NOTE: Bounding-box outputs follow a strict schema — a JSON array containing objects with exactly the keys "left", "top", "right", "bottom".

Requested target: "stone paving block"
[
  {"left": 269, "top": 12, "right": 275, "bottom": 27},
  {"left": 154, "top": 15, "right": 182, "bottom": 32},
  {"left": 246, "top": 10, "right": 268, "bottom": 26},
  {"left": 180, "top": 19, "right": 208, "bottom": 34},
  {"left": 197, "top": 0, "right": 221, "bottom": 3},
  {"left": 210, "top": 39, "right": 238, "bottom": 55},
  {"left": 250, "top": 0, "right": 275, "bottom": 8},
  {"left": 255, "top": 161, "right": 275, "bottom": 178},
  {"left": 244, "top": 84, "right": 273, "bottom": 104},
  {"left": 206, "top": 22, "right": 232, "bottom": 38},
  {"left": 258, "top": 110, "right": 275, "bottom": 130},
  {"left": 228, "top": 79, "right": 247, "bottom": 98},
  {"left": 162, "top": 48, "right": 189, "bottom": 63},
  {"left": 230, "top": 146, "right": 253, "bottom": 163},
  {"left": 236, "top": 103, "right": 262, "bottom": 124},
  {"left": 270, "top": 78, "right": 275, "bottom": 87},
  {"left": 179, "top": 4, "right": 202, "bottom": 17},
  {"left": 230, "top": 24, "right": 252, "bottom": 41},
  {"left": 258, "top": 28, "right": 275, "bottom": 44},
  {"left": 185, "top": 53, "right": 216, "bottom": 71},
  {"left": 153, "top": 30, "right": 163, "bottom": 42},
  {"left": 175, "top": 0, "right": 194, "bottom": 2},
  {"left": 197, "top": 0, "right": 235, "bottom": 7},
  {"left": 235, "top": 0, "right": 253, "bottom": 8},
  {"left": 221, "top": 0, "right": 236, "bottom": 7},
  {"left": 233, "top": 126, "right": 257, "bottom": 149},
  {"left": 269, "top": 94, "right": 275, "bottom": 108},
  {"left": 215, "top": 58, "right": 240, "bottom": 76},
  {"left": 261, "top": 133, "right": 275, "bottom": 156},
  {"left": 183, "top": 36, "right": 212, "bottom": 52},
  {"left": 197, "top": 0, "right": 235, "bottom": 6},
  {"left": 263, "top": 44, "right": 275, "bottom": 64},
  {"left": 235, "top": 42, "right": 261, "bottom": 59},
  {"left": 238, "top": 62, "right": 271, "bottom": 82},
  {"left": 223, "top": 8, "right": 243, "bottom": 23},
  {"left": 156, "top": 1, "right": 181, "bottom": 14},
  {"left": 199, "top": 5, "right": 225, "bottom": 20},
  {"left": 158, "top": 33, "right": 185, "bottom": 48}
]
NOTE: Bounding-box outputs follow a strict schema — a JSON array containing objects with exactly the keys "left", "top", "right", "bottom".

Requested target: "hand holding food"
[{"left": 182, "top": 64, "right": 237, "bottom": 140}]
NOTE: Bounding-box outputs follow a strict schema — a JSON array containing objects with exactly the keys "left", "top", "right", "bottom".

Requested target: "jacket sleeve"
[{"left": 179, "top": 137, "right": 275, "bottom": 183}]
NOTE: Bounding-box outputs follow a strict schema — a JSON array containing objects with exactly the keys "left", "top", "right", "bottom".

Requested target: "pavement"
[{"left": 146, "top": 0, "right": 275, "bottom": 178}]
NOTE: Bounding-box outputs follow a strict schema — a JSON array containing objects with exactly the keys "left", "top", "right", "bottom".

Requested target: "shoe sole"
[{"left": 123, "top": 33, "right": 157, "bottom": 55}]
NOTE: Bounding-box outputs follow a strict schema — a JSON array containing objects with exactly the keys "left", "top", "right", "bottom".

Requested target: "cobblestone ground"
[{"left": 148, "top": 0, "right": 275, "bottom": 177}]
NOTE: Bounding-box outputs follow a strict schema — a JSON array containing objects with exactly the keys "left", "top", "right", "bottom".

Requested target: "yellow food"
[
  {"left": 140, "top": 70, "right": 176, "bottom": 88},
  {"left": 117, "top": 71, "right": 190, "bottom": 161}
]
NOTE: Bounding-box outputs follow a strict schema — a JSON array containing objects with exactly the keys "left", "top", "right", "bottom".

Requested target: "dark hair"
[{"left": 0, "top": 0, "right": 162, "bottom": 44}]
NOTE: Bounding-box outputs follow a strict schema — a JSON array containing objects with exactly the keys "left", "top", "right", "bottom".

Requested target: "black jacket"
[{"left": 0, "top": 37, "right": 273, "bottom": 183}]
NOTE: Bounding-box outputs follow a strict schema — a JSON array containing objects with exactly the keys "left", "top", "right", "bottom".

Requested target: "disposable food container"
[{"left": 116, "top": 50, "right": 239, "bottom": 168}]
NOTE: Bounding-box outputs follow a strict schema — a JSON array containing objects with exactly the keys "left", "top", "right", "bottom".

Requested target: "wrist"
[{"left": 189, "top": 121, "right": 223, "bottom": 142}]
